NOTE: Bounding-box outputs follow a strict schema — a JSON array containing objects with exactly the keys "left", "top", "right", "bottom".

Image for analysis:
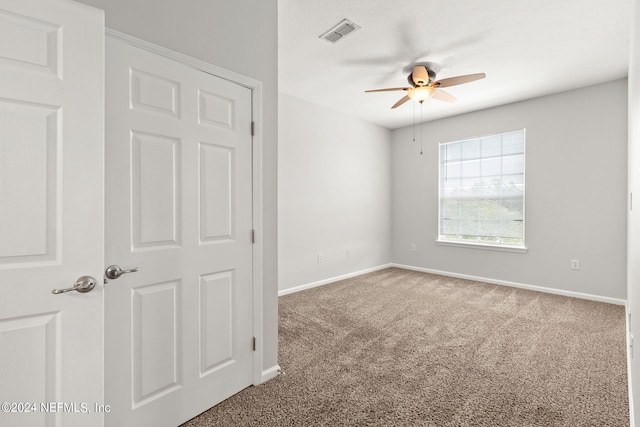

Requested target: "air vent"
[{"left": 319, "top": 19, "right": 361, "bottom": 43}]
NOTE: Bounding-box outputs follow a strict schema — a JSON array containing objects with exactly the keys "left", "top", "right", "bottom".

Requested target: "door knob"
[
  {"left": 52, "top": 276, "right": 97, "bottom": 294},
  {"left": 105, "top": 265, "right": 139, "bottom": 280}
]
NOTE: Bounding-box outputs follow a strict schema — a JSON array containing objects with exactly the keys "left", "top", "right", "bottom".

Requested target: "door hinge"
[
  {"left": 251, "top": 229, "right": 255, "bottom": 244},
  {"left": 251, "top": 121, "right": 255, "bottom": 136},
  {"left": 252, "top": 337, "right": 256, "bottom": 351}
]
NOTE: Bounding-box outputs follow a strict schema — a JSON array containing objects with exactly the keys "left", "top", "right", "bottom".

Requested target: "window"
[{"left": 438, "top": 129, "right": 525, "bottom": 250}]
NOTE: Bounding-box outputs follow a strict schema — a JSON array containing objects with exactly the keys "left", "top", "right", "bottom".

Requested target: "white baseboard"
[
  {"left": 260, "top": 364, "right": 281, "bottom": 383},
  {"left": 279, "top": 262, "right": 626, "bottom": 305},
  {"left": 278, "top": 264, "right": 393, "bottom": 296},
  {"left": 392, "top": 263, "right": 627, "bottom": 306}
]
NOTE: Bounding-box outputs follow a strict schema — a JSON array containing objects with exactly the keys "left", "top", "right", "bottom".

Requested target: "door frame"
[{"left": 105, "top": 29, "right": 266, "bottom": 386}]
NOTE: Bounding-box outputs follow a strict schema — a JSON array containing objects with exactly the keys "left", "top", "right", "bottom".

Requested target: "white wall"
[
  {"left": 278, "top": 94, "right": 392, "bottom": 292},
  {"left": 627, "top": 0, "right": 640, "bottom": 421},
  {"left": 75, "top": 0, "right": 279, "bottom": 371},
  {"left": 392, "top": 79, "right": 628, "bottom": 300}
]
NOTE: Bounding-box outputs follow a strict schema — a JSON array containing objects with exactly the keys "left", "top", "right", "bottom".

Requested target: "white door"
[
  {"left": 104, "top": 37, "right": 254, "bottom": 427},
  {"left": 0, "top": 1, "right": 104, "bottom": 427}
]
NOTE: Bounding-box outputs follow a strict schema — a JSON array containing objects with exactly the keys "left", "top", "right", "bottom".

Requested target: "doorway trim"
[{"left": 105, "top": 29, "right": 268, "bottom": 386}]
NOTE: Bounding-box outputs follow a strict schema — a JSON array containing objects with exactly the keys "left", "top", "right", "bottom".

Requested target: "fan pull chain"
[
  {"left": 420, "top": 102, "right": 424, "bottom": 155},
  {"left": 412, "top": 100, "right": 416, "bottom": 143}
]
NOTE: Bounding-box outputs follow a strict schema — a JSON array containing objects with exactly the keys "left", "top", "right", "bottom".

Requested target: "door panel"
[
  {"left": 131, "top": 131, "right": 181, "bottom": 248},
  {"left": 105, "top": 36, "right": 253, "bottom": 427},
  {"left": 132, "top": 281, "right": 181, "bottom": 407},
  {"left": 0, "top": 0, "right": 104, "bottom": 426}
]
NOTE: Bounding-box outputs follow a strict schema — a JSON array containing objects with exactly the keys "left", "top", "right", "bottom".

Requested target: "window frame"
[{"left": 436, "top": 129, "right": 527, "bottom": 253}]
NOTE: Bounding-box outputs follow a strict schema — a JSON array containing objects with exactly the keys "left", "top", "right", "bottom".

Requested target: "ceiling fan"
[{"left": 365, "top": 65, "right": 486, "bottom": 109}]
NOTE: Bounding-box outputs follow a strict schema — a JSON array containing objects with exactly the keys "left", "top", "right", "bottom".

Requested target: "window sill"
[{"left": 436, "top": 239, "right": 528, "bottom": 253}]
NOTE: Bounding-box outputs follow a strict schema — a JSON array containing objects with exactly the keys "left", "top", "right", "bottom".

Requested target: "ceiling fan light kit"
[
  {"left": 408, "top": 86, "right": 435, "bottom": 103},
  {"left": 365, "top": 65, "right": 486, "bottom": 109}
]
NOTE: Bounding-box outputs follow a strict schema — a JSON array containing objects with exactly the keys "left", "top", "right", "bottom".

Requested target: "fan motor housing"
[{"left": 409, "top": 67, "right": 436, "bottom": 86}]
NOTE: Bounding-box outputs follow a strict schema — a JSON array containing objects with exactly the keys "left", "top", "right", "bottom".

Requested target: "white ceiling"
[{"left": 278, "top": 0, "right": 632, "bottom": 130}]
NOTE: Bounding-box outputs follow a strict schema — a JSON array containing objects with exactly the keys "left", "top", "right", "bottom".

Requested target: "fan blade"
[
  {"left": 365, "top": 87, "right": 411, "bottom": 93},
  {"left": 432, "top": 89, "right": 457, "bottom": 103},
  {"left": 433, "top": 73, "right": 486, "bottom": 88},
  {"left": 391, "top": 95, "right": 411, "bottom": 109}
]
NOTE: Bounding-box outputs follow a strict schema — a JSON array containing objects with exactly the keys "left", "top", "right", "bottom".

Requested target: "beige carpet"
[{"left": 183, "top": 267, "right": 629, "bottom": 426}]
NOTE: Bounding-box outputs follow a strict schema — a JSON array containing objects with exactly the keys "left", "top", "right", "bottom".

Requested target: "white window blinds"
[{"left": 438, "top": 129, "right": 525, "bottom": 248}]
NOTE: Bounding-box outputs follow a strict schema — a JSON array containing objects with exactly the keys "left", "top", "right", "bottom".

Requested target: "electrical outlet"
[
  {"left": 410, "top": 244, "right": 417, "bottom": 252},
  {"left": 317, "top": 253, "right": 323, "bottom": 263},
  {"left": 346, "top": 249, "right": 350, "bottom": 258},
  {"left": 571, "top": 259, "right": 580, "bottom": 270}
]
